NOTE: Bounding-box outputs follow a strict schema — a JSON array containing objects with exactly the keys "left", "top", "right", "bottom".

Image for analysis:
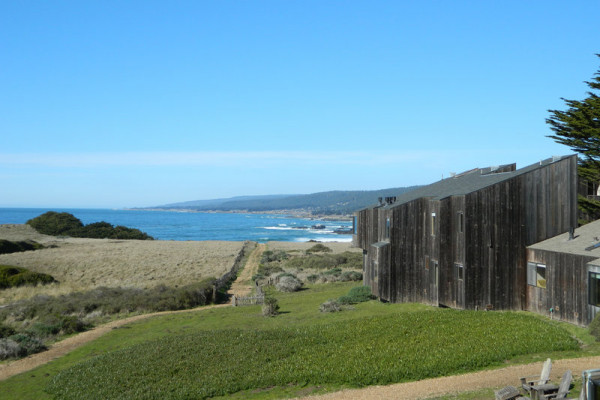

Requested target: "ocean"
[{"left": 0, "top": 208, "right": 353, "bottom": 243}]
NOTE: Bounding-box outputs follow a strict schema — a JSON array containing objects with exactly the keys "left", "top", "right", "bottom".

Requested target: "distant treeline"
[
  {"left": 156, "top": 186, "right": 421, "bottom": 215},
  {"left": 27, "top": 211, "right": 153, "bottom": 240}
]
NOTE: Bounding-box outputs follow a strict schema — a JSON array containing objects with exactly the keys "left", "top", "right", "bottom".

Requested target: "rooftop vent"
[{"left": 585, "top": 242, "right": 600, "bottom": 251}]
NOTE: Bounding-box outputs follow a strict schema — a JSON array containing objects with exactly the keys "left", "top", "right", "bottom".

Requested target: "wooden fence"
[{"left": 232, "top": 294, "right": 265, "bottom": 306}]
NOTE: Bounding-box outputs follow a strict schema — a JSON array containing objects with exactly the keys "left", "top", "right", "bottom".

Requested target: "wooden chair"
[
  {"left": 521, "top": 370, "right": 574, "bottom": 400},
  {"left": 520, "top": 358, "right": 553, "bottom": 395}
]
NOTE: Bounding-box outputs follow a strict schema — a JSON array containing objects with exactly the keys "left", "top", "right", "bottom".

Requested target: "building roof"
[
  {"left": 528, "top": 219, "right": 600, "bottom": 258},
  {"left": 371, "top": 155, "right": 574, "bottom": 210}
]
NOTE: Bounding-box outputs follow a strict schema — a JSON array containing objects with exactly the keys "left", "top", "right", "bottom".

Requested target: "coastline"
[{"left": 126, "top": 208, "right": 354, "bottom": 221}]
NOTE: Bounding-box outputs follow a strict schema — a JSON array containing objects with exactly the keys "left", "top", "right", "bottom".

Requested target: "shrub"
[
  {"left": 257, "top": 263, "right": 284, "bottom": 277},
  {"left": 319, "top": 299, "right": 341, "bottom": 313},
  {"left": 590, "top": 312, "right": 600, "bottom": 341},
  {"left": 260, "top": 250, "right": 288, "bottom": 263},
  {"left": 0, "top": 265, "right": 56, "bottom": 289},
  {"left": 323, "top": 268, "right": 342, "bottom": 276},
  {"left": 0, "top": 239, "right": 44, "bottom": 255},
  {"left": 0, "top": 338, "right": 21, "bottom": 360},
  {"left": 306, "top": 244, "right": 332, "bottom": 253},
  {"left": 262, "top": 296, "right": 279, "bottom": 317},
  {"left": 275, "top": 275, "right": 303, "bottom": 293},
  {"left": 306, "top": 274, "right": 319, "bottom": 283},
  {"left": 0, "top": 323, "right": 15, "bottom": 338},
  {"left": 26, "top": 211, "right": 153, "bottom": 240},
  {"left": 0, "top": 333, "right": 46, "bottom": 360},
  {"left": 340, "top": 271, "right": 363, "bottom": 282},
  {"left": 338, "top": 286, "right": 373, "bottom": 304}
]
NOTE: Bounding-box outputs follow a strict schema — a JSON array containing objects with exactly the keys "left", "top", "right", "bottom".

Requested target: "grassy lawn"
[{"left": 0, "top": 281, "right": 593, "bottom": 399}]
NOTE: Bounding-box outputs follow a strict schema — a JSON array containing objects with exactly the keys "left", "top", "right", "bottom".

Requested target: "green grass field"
[{"left": 0, "top": 282, "right": 593, "bottom": 400}]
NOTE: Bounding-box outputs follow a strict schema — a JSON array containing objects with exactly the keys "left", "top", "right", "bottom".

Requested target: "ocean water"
[{"left": 0, "top": 208, "right": 353, "bottom": 243}]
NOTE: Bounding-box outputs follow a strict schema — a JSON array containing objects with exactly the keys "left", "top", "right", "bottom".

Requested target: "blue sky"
[{"left": 1, "top": 1, "right": 599, "bottom": 208}]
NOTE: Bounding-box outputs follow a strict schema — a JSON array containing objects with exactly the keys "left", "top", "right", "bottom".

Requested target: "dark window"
[
  {"left": 589, "top": 272, "right": 600, "bottom": 306},
  {"left": 458, "top": 212, "right": 464, "bottom": 233},
  {"left": 431, "top": 213, "right": 436, "bottom": 236},
  {"left": 385, "top": 218, "right": 390, "bottom": 239},
  {"left": 527, "top": 262, "right": 546, "bottom": 288}
]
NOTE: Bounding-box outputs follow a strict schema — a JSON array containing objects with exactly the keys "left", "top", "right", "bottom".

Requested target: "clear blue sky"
[{"left": 1, "top": 1, "right": 599, "bottom": 208}]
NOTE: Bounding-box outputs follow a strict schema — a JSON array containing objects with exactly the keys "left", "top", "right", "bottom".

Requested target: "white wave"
[
  {"left": 294, "top": 237, "right": 353, "bottom": 243},
  {"left": 263, "top": 226, "right": 295, "bottom": 231}
]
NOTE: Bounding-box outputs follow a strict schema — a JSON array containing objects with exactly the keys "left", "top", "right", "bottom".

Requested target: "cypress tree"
[{"left": 547, "top": 54, "right": 600, "bottom": 222}]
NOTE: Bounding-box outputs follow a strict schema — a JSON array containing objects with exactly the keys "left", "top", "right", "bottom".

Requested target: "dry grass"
[{"left": 0, "top": 224, "right": 244, "bottom": 303}]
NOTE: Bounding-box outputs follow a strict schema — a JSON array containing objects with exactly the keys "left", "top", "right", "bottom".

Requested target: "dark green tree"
[{"left": 547, "top": 54, "right": 600, "bottom": 222}]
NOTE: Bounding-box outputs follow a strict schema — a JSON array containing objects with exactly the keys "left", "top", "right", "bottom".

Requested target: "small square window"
[
  {"left": 527, "top": 262, "right": 546, "bottom": 288},
  {"left": 455, "top": 263, "right": 464, "bottom": 281}
]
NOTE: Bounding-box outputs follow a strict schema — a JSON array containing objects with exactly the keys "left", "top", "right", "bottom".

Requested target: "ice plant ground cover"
[{"left": 0, "top": 282, "right": 588, "bottom": 400}]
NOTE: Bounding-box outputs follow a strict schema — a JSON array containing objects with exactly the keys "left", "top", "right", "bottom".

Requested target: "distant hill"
[{"left": 150, "top": 187, "right": 420, "bottom": 215}]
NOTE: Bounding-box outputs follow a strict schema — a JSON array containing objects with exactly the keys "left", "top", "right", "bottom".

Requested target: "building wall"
[
  {"left": 355, "top": 155, "right": 579, "bottom": 319},
  {"left": 526, "top": 248, "right": 596, "bottom": 326}
]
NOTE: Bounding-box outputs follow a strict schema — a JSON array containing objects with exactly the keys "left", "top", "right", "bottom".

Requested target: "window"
[
  {"left": 353, "top": 216, "right": 358, "bottom": 235},
  {"left": 457, "top": 212, "right": 464, "bottom": 233},
  {"left": 455, "top": 263, "right": 464, "bottom": 281},
  {"left": 431, "top": 212, "right": 436, "bottom": 236},
  {"left": 385, "top": 218, "right": 390, "bottom": 239},
  {"left": 589, "top": 272, "right": 600, "bottom": 306},
  {"left": 527, "top": 262, "right": 547, "bottom": 288}
]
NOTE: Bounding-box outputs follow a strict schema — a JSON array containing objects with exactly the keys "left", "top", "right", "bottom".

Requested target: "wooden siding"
[
  {"left": 527, "top": 248, "right": 596, "bottom": 326},
  {"left": 358, "top": 155, "right": 581, "bottom": 322}
]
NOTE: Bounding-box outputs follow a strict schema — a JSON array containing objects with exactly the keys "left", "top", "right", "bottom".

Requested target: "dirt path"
[
  {"left": 228, "top": 242, "right": 265, "bottom": 298},
  {"left": 297, "top": 356, "right": 600, "bottom": 400}
]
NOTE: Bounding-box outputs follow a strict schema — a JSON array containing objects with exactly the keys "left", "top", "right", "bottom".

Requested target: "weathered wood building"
[
  {"left": 354, "top": 155, "right": 583, "bottom": 321},
  {"left": 527, "top": 219, "right": 600, "bottom": 325}
]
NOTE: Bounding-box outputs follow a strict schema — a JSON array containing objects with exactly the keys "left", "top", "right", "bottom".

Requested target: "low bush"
[
  {"left": 28, "top": 315, "right": 89, "bottom": 338},
  {"left": 0, "top": 333, "right": 46, "bottom": 360},
  {"left": 306, "top": 274, "right": 319, "bottom": 283},
  {"left": 26, "top": 211, "right": 153, "bottom": 240},
  {"left": 340, "top": 271, "right": 362, "bottom": 282},
  {"left": 0, "top": 239, "right": 44, "bottom": 255},
  {"left": 319, "top": 299, "right": 342, "bottom": 313},
  {"left": 338, "top": 286, "right": 373, "bottom": 305},
  {"left": 0, "top": 279, "right": 217, "bottom": 328},
  {"left": 590, "top": 312, "right": 600, "bottom": 341},
  {"left": 306, "top": 244, "right": 332, "bottom": 253},
  {"left": 276, "top": 275, "right": 303, "bottom": 293},
  {"left": 257, "top": 263, "right": 284, "bottom": 277},
  {"left": 0, "top": 265, "right": 56, "bottom": 289},
  {"left": 260, "top": 250, "right": 288, "bottom": 263},
  {"left": 262, "top": 296, "right": 280, "bottom": 317},
  {"left": 0, "top": 323, "right": 15, "bottom": 338}
]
